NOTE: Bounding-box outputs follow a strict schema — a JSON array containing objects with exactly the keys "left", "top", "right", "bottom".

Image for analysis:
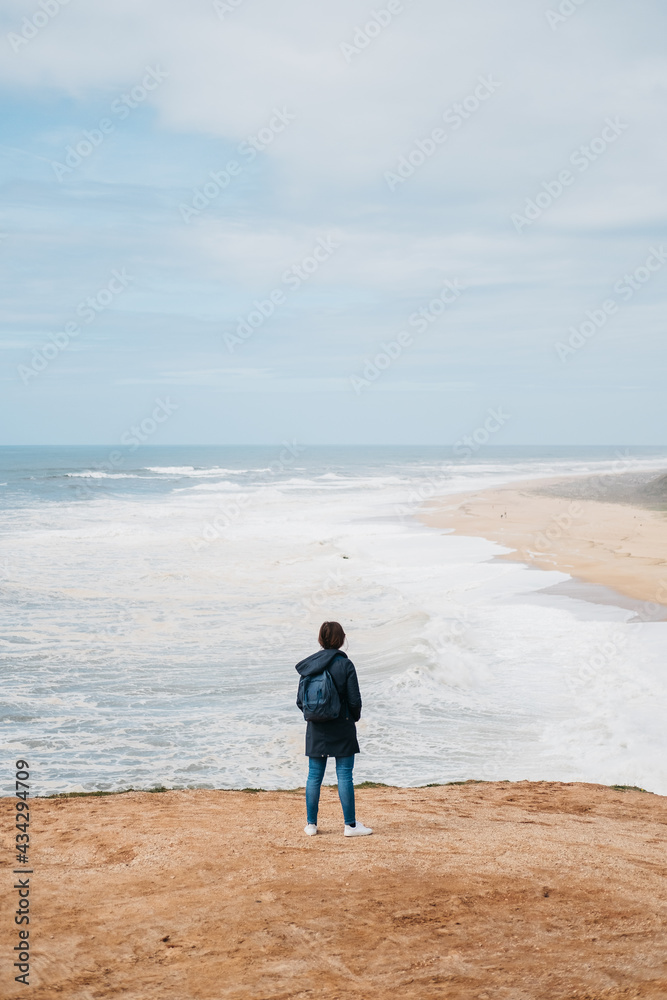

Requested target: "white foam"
[
  {"left": 144, "top": 466, "right": 271, "bottom": 476},
  {"left": 2, "top": 451, "right": 666, "bottom": 794},
  {"left": 145, "top": 465, "right": 197, "bottom": 474},
  {"left": 65, "top": 471, "right": 140, "bottom": 479}
]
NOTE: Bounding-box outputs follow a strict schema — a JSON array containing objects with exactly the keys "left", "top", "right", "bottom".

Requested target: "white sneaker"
[
  {"left": 304, "top": 824, "right": 318, "bottom": 836},
  {"left": 344, "top": 821, "right": 373, "bottom": 837}
]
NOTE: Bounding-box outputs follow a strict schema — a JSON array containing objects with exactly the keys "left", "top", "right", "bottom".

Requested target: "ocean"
[{"left": 1, "top": 445, "right": 666, "bottom": 796}]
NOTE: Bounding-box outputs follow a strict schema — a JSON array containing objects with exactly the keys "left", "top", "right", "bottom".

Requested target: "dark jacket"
[{"left": 295, "top": 648, "right": 362, "bottom": 758}]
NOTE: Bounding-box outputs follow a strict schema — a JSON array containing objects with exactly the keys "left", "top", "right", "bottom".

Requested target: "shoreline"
[
  {"left": 30, "top": 777, "right": 655, "bottom": 798},
  {"left": 421, "top": 470, "right": 667, "bottom": 612},
  {"left": 3, "top": 780, "right": 667, "bottom": 998}
]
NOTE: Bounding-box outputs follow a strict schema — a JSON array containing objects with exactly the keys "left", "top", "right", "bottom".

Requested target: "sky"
[{"left": 0, "top": 0, "right": 665, "bottom": 445}]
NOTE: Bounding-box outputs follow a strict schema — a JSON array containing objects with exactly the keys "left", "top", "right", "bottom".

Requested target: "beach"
[
  {"left": 3, "top": 447, "right": 667, "bottom": 796},
  {"left": 2, "top": 459, "right": 667, "bottom": 997},
  {"left": 2, "top": 781, "right": 666, "bottom": 999},
  {"left": 422, "top": 470, "right": 667, "bottom": 613}
]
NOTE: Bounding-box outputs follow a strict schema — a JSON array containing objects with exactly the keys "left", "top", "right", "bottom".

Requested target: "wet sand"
[
  {"left": 2, "top": 781, "right": 667, "bottom": 999},
  {"left": 421, "top": 470, "right": 667, "bottom": 610}
]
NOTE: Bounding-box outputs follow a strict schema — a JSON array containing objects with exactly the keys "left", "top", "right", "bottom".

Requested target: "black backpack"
[{"left": 298, "top": 667, "right": 342, "bottom": 722}]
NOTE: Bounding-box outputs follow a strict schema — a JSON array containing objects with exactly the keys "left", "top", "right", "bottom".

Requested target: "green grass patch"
[
  {"left": 45, "top": 788, "right": 134, "bottom": 799},
  {"left": 34, "top": 778, "right": 650, "bottom": 801},
  {"left": 43, "top": 784, "right": 170, "bottom": 799},
  {"left": 443, "top": 779, "right": 487, "bottom": 786}
]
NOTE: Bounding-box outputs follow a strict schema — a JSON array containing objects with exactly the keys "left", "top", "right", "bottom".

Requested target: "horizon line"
[{"left": 1, "top": 443, "right": 666, "bottom": 450}]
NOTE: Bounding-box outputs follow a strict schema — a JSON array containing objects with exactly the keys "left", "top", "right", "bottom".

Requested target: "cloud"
[
  {"left": 1, "top": 0, "right": 666, "bottom": 441},
  {"left": 115, "top": 367, "right": 274, "bottom": 386}
]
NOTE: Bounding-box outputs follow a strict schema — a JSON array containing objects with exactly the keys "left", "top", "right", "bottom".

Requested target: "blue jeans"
[{"left": 306, "top": 755, "right": 355, "bottom": 826}]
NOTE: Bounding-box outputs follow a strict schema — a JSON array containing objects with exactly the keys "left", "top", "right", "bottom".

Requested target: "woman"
[{"left": 295, "top": 621, "right": 373, "bottom": 837}]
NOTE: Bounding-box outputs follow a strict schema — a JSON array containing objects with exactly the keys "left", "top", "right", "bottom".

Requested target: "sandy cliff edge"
[{"left": 2, "top": 781, "right": 667, "bottom": 999}]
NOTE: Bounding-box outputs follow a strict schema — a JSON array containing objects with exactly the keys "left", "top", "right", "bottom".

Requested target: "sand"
[
  {"left": 2, "top": 781, "right": 667, "bottom": 999},
  {"left": 421, "top": 471, "right": 667, "bottom": 611}
]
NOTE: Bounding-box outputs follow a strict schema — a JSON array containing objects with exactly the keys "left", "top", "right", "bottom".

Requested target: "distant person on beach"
[{"left": 295, "top": 621, "right": 373, "bottom": 837}]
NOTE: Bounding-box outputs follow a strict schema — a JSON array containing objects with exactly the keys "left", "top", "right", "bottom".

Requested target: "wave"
[
  {"left": 144, "top": 466, "right": 271, "bottom": 476},
  {"left": 65, "top": 471, "right": 140, "bottom": 479},
  {"left": 144, "top": 466, "right": 197, "bottom": 475},
  {"left": 63, "top": 467, "right": 268, "bottom": 480},
  {"left": 4, "top": 447, "right": 667, "bottom": 794}
]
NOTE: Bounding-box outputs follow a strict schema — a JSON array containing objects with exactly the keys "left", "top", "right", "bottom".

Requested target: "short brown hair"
[{"left": 318, "top": 621, "right": 345, "bottom": 649}]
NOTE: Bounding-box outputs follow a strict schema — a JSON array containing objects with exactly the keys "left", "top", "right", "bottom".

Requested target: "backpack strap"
[{"left": 330, "top": 654, "right": 349, "bottom": 718}]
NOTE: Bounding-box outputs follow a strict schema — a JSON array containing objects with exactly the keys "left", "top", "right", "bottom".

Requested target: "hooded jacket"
[{"left": 295, "top": 648, "right": 362, "bottom": 758}]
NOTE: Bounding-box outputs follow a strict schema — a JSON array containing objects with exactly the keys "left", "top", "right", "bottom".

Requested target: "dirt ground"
[{"left": 2, "top": 781, "right": 667, "bottom": 999}]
